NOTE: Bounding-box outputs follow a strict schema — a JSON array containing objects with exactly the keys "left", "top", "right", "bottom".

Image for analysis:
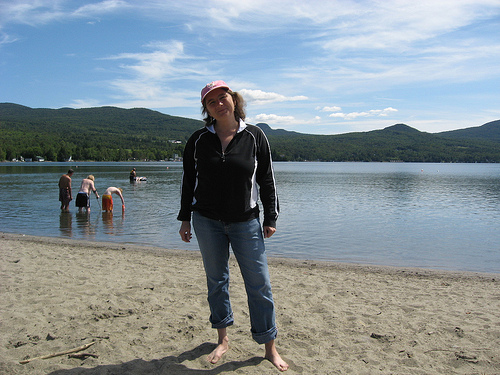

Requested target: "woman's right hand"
[{"left": 179, "top": 221, "right": 192, "bottom": 243}]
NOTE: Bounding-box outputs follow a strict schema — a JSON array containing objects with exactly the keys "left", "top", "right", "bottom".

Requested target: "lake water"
[{"left": 0, "top": 161, "right": 499, "bottom": 273}]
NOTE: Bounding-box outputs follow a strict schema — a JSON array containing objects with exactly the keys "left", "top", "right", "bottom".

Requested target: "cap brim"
[{"left": 201, "top": 85, "right": 230, "bottom": 103}]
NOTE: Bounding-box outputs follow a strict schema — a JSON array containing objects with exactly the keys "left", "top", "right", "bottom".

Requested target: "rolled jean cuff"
[
  {"left": 252, "top": 326, "right": 278, "bottom": 345},
  {"left": 211, "top": 312, "right": 234, "bottom": 329}
]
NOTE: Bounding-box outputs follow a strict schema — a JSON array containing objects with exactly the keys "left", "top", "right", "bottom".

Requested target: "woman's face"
[{"left": 204, "top": 88, "right": 235, "bottom": 121}]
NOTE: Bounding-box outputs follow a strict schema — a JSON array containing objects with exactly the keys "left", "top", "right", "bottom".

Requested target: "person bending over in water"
[{"left": 102, "top": 187, "right": 125, "bottom": 212}]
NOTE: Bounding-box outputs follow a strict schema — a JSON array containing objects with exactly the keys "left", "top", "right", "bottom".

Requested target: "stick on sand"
[{"left": 19, "top": 341, "right": 96, "bottom": 364}]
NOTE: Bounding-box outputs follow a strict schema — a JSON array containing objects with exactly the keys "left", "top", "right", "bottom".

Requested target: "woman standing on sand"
[{"left": 178, "top": 80, "right": 288, "bottom": 371}]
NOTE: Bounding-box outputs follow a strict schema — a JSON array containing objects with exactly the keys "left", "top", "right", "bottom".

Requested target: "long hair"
[{"left": 202, "top": 90, "right": 246, "bottom": 126}]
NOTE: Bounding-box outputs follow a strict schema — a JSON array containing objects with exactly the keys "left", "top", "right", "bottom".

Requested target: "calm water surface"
[{"left": 0, "top": 161, "right": 499, "bottom": 273}]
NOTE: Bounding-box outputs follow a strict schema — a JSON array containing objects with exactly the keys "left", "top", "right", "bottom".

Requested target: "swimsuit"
[
  {"left": 102, "top": 194, "right": 113, "bottom": 211},
  {"left": 59, "top": 188, "right": 71, "bottom": 205},
  {"left": 75, "top": 192, "right": 90, "bottom": 208}
]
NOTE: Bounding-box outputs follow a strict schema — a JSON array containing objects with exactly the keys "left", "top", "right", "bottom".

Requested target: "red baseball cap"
[{"left": 201, "top": 80, "right": 230, "bottom": 103}]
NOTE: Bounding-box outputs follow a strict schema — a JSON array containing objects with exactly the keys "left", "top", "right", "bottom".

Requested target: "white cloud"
[
  {"left": 240, "top": 89, "right": 308, "bottom": 105},
  {"left": 0, "top": 31, "right": 17, "bottom": 46},
  {"left": 0, "top": 0, "right": 130, "bottom": 27},
  {"left": 72, "top": 0, "right": 129, "bottom": 17},
  {"left": 329, "top": 107, "right": 398, "bottom": 120},
  {"left": 0, "top": 2, "right": 62, "bottom": 26},
  {"left": 98, "top": 41, "right": 209, "bottom": 105},
  {"left": 104, "top": 41, "right": 186, "bottom": 81},
  {"left": 253, "top": 113, "right": 296, "bottom": 124},
  {"left": 318, "top": 1, "right": 500, "bottom": 52},
  {"left": 3, "top": 0, "right": 499, "bottom": 36},
  {"left": 108, "top": 79, "right": 163, "bottom": 100},
  {"left": 249, "top": 113, "right": 323, "bottom": 127},
  {"left": 321, "top": 106, "right": 342, "bottom": 112}
]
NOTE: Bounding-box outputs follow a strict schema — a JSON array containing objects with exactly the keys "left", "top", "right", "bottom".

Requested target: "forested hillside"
[
  {"left": 438, "top": 120, "right": 500, "bottom": 141},
  {"left": 259, "top": 123, "right": 500, "bottom": 162},
  {"left": 1, "top": 103, "right": 500, "bottom": 162},
  {"left": 0, "top": 103, "right": 203, "bottom": 161}
]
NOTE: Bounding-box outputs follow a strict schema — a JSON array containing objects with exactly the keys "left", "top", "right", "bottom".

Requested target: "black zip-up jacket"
[{"left": 177, "top": 121, "right": 279, "bottom": 228}]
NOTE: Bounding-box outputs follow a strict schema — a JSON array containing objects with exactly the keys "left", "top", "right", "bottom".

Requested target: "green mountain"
[
  {"left": 437, "top": 120, "right": 500, "bottom": 142},
  {"left": 0, "top": 103, "right": 203, "bottom": 161},
  {"left": 259, "top": 121, "right": 500, "bottom": 162},
  {"left": 1, "top": 102, "right": 500, "bottom": 162}
]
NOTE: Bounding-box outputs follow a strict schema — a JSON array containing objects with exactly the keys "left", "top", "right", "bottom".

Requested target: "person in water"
[
  {"left": 178, "top": 80, "right": 288, "bottom": 371},
  {"left": 75, "top": 175, "right": 99, "bottom": 213},
  {"left": 58, "top": 169, "right": 73, "bottom": 212},
  {"left": 101, "top": 187, "right": 125, "bottom": 212},
  {"left": 130, "top": 168, "right": 137, "bottom": 182}
]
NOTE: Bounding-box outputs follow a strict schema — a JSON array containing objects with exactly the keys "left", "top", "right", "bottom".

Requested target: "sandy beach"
[{"left": 1, "top": 232, "right": 499, "bottom": 374}]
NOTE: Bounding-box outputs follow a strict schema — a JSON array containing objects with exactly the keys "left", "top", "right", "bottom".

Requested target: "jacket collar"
[{"left": 207, "top": 119, "right": 247, "bottom": 134}]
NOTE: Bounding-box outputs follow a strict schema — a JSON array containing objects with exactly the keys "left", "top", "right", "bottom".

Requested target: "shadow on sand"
[{"left": 48, "top": 342, "right": 265, "bottom": 375}]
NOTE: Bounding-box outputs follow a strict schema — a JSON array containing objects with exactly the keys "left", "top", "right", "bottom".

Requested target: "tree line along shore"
[{"left": 2, "top": 103, "right": 500, "bottom": 163}]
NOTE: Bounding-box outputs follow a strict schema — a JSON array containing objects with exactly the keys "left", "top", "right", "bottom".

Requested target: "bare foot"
[
  {"left": 265, "top": 340, "right": 289, "bottom": 371},
  {"left": 207, "top": 335, "right": 229, "bottom": 364}
]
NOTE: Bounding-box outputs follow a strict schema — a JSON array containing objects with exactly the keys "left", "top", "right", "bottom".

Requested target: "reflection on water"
[
  {"left": 2, "top": 161, "right": 500, "bottom": 273},
  {"left": 102, "top": 211, "right": 125, "bottom": 235},
  {"left": 59, "top": 210, "right": 126, "bottom": 238},
  {"left": 102, "top": 211, "right": 114, "bottom": 233},
  {"left": 75, "top": 212, "right": 96, "bottom": 238},
  {"left": 59, "top": 212, "right": 72, "bottom": 237}
]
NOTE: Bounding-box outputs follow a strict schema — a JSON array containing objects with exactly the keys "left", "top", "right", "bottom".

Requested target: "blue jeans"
[{"left": 192, "top": 211, "right": 277, "bottom": 344}]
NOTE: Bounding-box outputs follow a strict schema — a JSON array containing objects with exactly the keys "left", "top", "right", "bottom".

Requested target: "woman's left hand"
[
  {"left": 179, "top": 221, "right": 193, "bottom": 243},
  {"left": 263, "top": 226, "right": 276, "bottom": 238}
]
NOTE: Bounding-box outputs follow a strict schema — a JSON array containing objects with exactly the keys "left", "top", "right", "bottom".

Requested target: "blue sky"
[{"left": 1, "top": 0, "right": 500, "bottom": 135}]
